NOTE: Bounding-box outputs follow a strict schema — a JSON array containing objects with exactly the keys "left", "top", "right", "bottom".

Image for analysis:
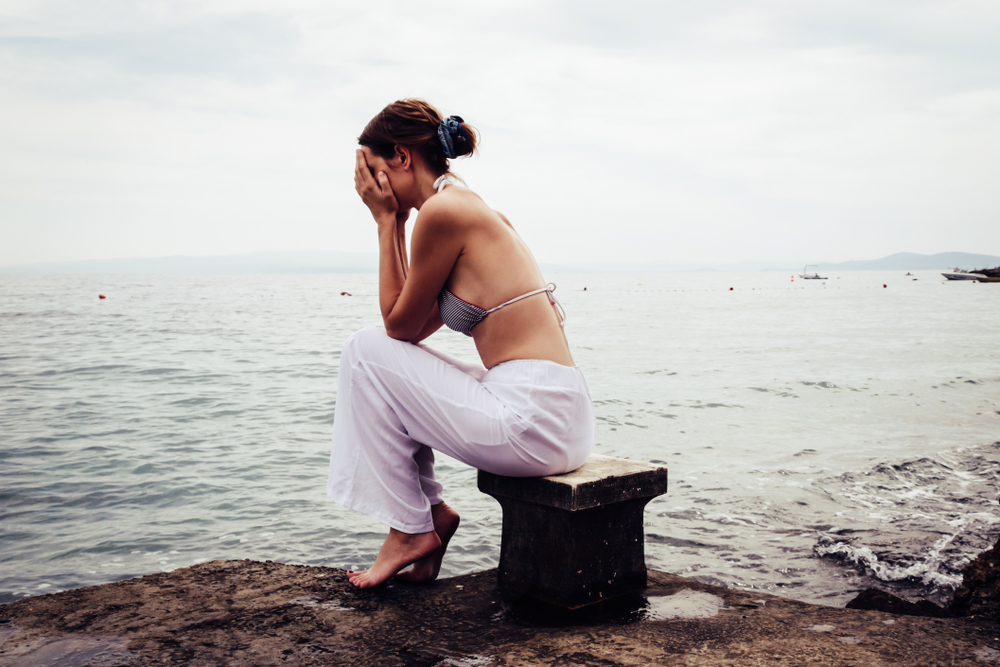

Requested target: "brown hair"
[{"left": 358, "top": 99, "right": 478, "bottom": 177}]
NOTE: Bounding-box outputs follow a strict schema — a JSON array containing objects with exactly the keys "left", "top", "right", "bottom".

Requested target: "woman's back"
[{"left": 421, "top": 183, "right": 573, "bottom": 369}]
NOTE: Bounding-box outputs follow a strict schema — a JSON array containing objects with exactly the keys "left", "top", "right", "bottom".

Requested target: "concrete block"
[{"left": 478, "top": 454, "right": 668, "bottom": 609}]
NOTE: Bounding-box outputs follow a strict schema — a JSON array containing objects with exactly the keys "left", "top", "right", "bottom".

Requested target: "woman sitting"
[{"left": 328, "top": 99, "right": 595, "bottom": 588}]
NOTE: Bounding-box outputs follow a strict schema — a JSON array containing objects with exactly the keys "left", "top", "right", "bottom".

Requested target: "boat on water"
[
  {"left": 975, "top": 266, "right": 1000, "bottom": 282},
  {"left": 800, "top": 265, "right": 827, "bottom": 280},
  {"left": 942, "top": 269, "right": 986, "bottom": 281},
  {"left": 942, "top": 266, "right": 999, "bottom": 282}
]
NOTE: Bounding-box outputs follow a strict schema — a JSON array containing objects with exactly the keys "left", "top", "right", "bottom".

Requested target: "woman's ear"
[{"left": 394, "top": 145, "right": 411, "bottom": 170}]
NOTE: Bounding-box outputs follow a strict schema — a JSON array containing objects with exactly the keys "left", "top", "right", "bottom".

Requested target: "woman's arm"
[
  {"left": 376, "top": 218, "right": 408, "bottom": 326},
  {"left": 355, "top": 151, "right": 463, "bottom": 341},
  {"left": 410, "top": 303, "right": 444, "bottom": 344},
  {"left": 392, "top": 215, "right": 444, "bottom": 342}
]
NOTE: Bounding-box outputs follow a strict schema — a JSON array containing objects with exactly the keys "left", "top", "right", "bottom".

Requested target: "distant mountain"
[
  {"left": 544, "top": 252, "right": 1000, "bottom": 273},
  {"left": 802, "top": 252, "right": 1000, "bottom": 272},
  {"left": 0, "top": 250, "right": 379, "bottom": 274},
  {"left": 2, "top": 250, "right": 996, "bottom": 274}
]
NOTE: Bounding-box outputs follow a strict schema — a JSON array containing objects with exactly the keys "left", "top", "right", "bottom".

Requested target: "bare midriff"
[{"left": 470, "top": 296, "right": 574, "bottom": 370}]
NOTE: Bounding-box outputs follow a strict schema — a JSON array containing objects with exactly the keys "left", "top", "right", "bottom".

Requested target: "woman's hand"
[{"left": 355, "top": 150, "right": 408, "bottom": 226}]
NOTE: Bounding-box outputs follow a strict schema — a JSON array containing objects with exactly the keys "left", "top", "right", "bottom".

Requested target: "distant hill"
[
  {"left": 1, "top": 250, "right": 996, "bottom": 274},
  {"left": 793, "top": 252, "right": 1000, "bottom": 272},
  {"left": 543, "top": 252, "right": 1000, "bottom": 273}
]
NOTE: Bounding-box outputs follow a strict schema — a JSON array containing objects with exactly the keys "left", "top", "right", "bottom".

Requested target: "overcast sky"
[{"left": 1, "top": 0, "right": 998, "bottom": 267}]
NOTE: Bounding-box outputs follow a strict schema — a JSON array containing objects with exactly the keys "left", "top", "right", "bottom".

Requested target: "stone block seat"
[{"left": 478, "top": 454, "right": 669, "bottom": 609}]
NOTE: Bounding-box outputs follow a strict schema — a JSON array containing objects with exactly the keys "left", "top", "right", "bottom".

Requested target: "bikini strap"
[
  {"left": 484, "top": 283, "right": 566, "bottom": 327},
  {"left": 432, "top": 174, "right": 458, "bottom": 193}
]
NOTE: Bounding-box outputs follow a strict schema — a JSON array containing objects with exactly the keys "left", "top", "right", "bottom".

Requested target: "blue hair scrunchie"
[{"left": 437, "top": 115, "right": 465, "bottom": 159}]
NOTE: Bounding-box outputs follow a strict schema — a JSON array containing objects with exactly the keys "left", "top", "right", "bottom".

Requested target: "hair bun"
[
  {"left": 451, "top": 119, "right": 476, "bottom": 158},
  {"left": 438, "top": 116, "right": 474, "bottom": 159}
]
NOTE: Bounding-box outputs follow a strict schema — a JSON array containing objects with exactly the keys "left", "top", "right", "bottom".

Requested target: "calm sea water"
[{"left": 2, "top": 271, "right": 998, "bottom": 607}]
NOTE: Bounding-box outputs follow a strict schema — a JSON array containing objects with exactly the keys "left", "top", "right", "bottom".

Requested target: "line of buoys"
[{"left": 98, "top": 294, "right": 106, "bottom": 299}]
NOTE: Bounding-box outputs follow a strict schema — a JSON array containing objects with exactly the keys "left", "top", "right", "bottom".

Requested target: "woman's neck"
[
  {"left": 401, "top": 153, "right": 444, "bottom": 211},
  {"left": 411, "top": 173, "right": 442, "bottom": 210}
]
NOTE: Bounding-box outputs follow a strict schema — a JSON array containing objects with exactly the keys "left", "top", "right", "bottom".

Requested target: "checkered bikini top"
[
  {"left": 438, "top": 284, "right": 565, "bottom": 337},
  {"left": 432, "top": 175, "right": 566, "bottom": 336}
]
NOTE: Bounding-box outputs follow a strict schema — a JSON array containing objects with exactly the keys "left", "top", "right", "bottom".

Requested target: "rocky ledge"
[
  {"left": 1, "top": 560, "right": 998, "bottom": 667},
  {"left": 845, "top": 533, "right": 1000, "bottom": 624}
]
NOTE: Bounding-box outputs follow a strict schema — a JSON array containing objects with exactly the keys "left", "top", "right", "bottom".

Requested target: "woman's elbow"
[{"left": 383, "top": 317, "right": 419, "bottom": 342}]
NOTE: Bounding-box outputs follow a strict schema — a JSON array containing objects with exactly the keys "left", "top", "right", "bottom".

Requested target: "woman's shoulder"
[{"left": 419, "top": 184, "right": 490, "bottom": 228}]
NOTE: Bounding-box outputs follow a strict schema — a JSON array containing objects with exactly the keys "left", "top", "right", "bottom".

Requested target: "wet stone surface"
[{"left": 1, "top": 559, "right": 998, "bottom": 666}]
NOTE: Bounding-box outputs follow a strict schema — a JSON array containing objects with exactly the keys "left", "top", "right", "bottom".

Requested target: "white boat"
[
  {"left": 941, "top": 268, "right": 987, "bottom": 281},
  {"left": 800, "top": 265, "right": 827, "bottom": 280}
]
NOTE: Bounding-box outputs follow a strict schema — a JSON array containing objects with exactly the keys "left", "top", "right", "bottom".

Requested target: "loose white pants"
[{"left": 327, "top": 327, "right": 595, "bottom": 533}]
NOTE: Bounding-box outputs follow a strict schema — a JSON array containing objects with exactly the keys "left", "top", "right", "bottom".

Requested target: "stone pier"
[{"left": 1, "top": 560, "right": 997, "bottom": 666}]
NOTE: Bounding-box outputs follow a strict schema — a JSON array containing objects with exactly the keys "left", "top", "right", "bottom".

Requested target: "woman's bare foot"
[
  {"left": 395, "top": 502, "right": 461, "bottom": 583},
  {"left": 347, "top": 528, "right": 440, "bottom": 589}
]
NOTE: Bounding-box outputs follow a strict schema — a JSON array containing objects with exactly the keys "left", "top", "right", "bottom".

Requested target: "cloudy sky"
[{"left": 1, "top": 0, "right": 998, "bottom": 267}]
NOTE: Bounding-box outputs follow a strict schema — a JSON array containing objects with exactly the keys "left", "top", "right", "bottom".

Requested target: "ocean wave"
[
  {"left": 815, "top": 534, "right": 964, "bottom": 590},
  {"left": 812, "top": 442, "right": 1000, "bottom": 598}
]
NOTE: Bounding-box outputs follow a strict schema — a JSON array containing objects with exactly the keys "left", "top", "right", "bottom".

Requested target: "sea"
[{"left": 1, "top": 271, "right": 998, "bottom": 608}]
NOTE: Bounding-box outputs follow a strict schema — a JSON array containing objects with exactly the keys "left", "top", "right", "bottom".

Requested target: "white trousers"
[{"left": 327, "top": 327, "right": 596, "bottom": 533}]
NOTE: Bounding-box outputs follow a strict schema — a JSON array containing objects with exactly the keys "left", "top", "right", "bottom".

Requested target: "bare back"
[{"left": 430, "top": 185, "right": 574, "bottom": 369}]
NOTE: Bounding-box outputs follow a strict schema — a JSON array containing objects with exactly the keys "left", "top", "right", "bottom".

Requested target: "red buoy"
[
  {"left": 883, "top": 284, "right": 886, "bottom": 288},
  {"left": 729, "top": 287, "right": 734, "bottom": 291},
  {"left": 99, "top": 294, "right": 106, "bottom": 299}
]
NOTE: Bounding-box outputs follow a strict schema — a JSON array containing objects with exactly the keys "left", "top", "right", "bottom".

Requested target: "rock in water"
[
  {"left": 846, "top": 589, "right": 949, "bottom": 618},
  {"left": 948, "top": 535, "right": 1000, "bottom": 621}
]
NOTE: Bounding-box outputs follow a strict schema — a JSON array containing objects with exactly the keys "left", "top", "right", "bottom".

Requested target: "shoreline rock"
[
  {"left": 846, "top": 527, "right": 1000, "bottom": 624},
  {"left": 1, "top": 560, "right": 997, "bottom": 666},
  {"left": 845, "top": 588, "right": 952, "bottom": 618},
  {"left": 949, "top": 534, "right": 1000, "bottom": 621}
]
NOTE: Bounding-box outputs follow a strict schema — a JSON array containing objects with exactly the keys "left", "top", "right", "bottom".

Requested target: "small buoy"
[
  {"left": 98, "top": 294, "right": 106, "bottom": 299},
  {"left": 729, "top": 287, "right": 733, "bottom": 291},
  {"left": 791, "top": 279, "right": 794, "bottom": 282},
  {"left": 883, "top": 284, "right": 887, "bottom": 288},
  {"left": 583, "top": 287, "right": 587, "bottom": 291}
]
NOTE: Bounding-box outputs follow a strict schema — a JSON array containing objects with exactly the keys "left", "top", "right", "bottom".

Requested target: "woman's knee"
[{"left": 342, "top": 327, "right": 399, "bottom": 365}]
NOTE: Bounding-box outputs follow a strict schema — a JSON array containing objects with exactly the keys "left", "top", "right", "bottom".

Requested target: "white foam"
[{"left": 814, "top": 540, "right": 963, "bottom": 589}]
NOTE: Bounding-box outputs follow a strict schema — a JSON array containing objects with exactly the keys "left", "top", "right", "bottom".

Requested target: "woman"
[{"left": 328, "top": 99, "right": 595, "bottom": 588}]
